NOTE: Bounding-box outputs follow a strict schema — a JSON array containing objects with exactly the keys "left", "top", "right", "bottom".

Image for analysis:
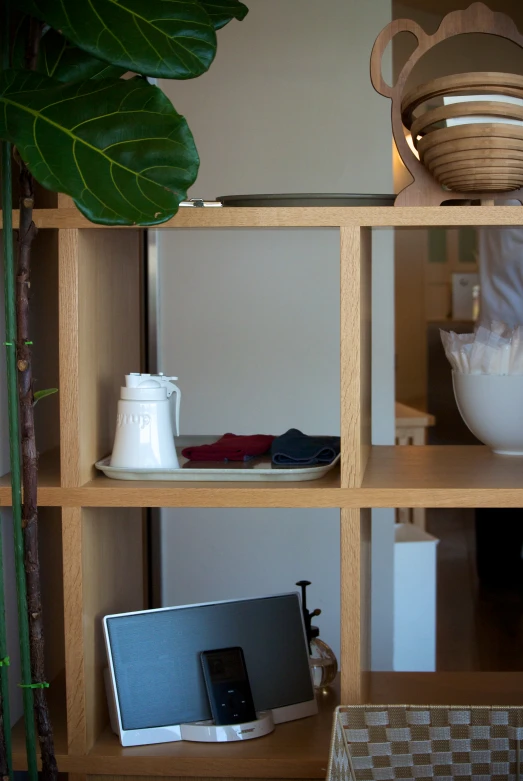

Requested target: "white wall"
[{"left": 157, "top": 0, "right": 394, "bottom": 667}]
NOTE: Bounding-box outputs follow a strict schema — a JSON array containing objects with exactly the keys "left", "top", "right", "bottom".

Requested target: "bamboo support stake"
[
  {"left": 0, "top": 511, "right": 12, "bottom": 781},
  {"left": 0, "top": 21, "right": 13, "bottom": 781}
]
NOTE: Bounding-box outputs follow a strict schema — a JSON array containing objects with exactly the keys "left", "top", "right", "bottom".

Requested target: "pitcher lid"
[{"left": 122, "top": 373, "right": 179, "bottom": 401}]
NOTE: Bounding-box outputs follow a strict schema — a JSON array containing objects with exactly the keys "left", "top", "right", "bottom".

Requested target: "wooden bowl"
[{"left": 402, "top": 72, "right": 523, "bottom": 193}]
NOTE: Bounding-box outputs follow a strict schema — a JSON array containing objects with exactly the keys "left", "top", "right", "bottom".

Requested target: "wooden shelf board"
[
  {"left": 395, "top": 401, "right": 435, "bottom": 428},
  {"left": 0, "top": 449, "right": 62, "bottom": 507},
  {"left": 12, "top": 670, "right": 68, "bottom": 772},
  {"left": 369, "top": 671, "right": 523, "bottom": 706},
  {"left": 87, "top": 701, "right": 335, "bottom": 777},
  {"left": 13, "top": 674, "right": 523, "bottom": 775},
  {"left": 13, "top": 687, "right": 338, "bottom": 777},
  {"left": 360, "top": 445, "right": 523, "bottom": 507},
  {"left": 73, "top": 466, "right": 342, "bottom": 508},
  {"left": 4, "top": 206, "right": 523, "bottom": 230},
  {"left": 12, "top": 725, "right": 69, "bottom": 773},
  {"left": 5, "top": 447, "right": 523, "bottom": 508}
]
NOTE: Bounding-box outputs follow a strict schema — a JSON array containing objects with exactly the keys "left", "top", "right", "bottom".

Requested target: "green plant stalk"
[
  {"left": 1, "top": 5, "right": 38, "bottom": 778},
  {"left": 1, "top": 143, "right": 38, "bottom": 781},
  {"left": 0, "top": 510, "right": 13, "bottom": 781}
]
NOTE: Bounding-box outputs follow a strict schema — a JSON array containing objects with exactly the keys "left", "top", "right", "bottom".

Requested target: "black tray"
[{"left": 218, "top": 193, "right": 396, "bottom": 207}]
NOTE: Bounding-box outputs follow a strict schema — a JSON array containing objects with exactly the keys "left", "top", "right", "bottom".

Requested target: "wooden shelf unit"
[{"left": 3, "top": 205, "right": 523, "bottom": 781}]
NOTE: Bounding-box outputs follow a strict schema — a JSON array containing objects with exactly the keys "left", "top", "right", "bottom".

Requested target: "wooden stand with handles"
[{"left": 371, "top": 1, "right": 523, "bottom": 206}]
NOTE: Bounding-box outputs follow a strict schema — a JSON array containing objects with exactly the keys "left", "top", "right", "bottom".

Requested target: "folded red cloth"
[{"left": 182, "top": 434, "right": 275, "bottom": 462}]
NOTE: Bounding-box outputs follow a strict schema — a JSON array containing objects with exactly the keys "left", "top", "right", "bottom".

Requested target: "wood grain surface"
[
  {"left": 59, "top": 229, "right": 81, "bottom": 487},
  {"left": 402, "top": 71, "right": 523, "bottom": 126},
  {"left": 12, "top": 678, "right": 338, "bottom": 777},
  {"left": 77, "top": 229, "right": 142, "bottom": 484},
  {"left": 81, "top": 508, "right": 144, "bottom": 751},
  {"left": 340, "top": 227, "right": 371, "bottom": 488},
  {"left": 371, "top": 3, "right": 523, "bottom": 204},
  {"left": 4, "top": 446, "right": 523, "bottom": 507},
  {"left": 62, "top": 507, "right": 87, "bottom": 754},
  {"left": 4, "top": 206, "right": 523, "bottom": 229},
  {"left": 410, "top": 99, "right": 523, "bottom": 140},
  {"left": 340, "top": 509, "right": 371, "bottom": 705},
  {"left": 12, "top": 672, "right": 523, "bottom": 775}
]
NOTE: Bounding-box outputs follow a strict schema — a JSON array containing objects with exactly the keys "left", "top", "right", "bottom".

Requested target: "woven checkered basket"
[{"left": 327, "top": 705, "right": 523, "bottom": 781}]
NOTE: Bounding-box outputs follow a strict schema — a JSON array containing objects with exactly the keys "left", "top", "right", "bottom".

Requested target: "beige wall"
[
  {"left": 165, "top": 0, "right": 393, "bottom": 195},
  {"left": 157, "top": 0, "right": 396, "bottom": 670}
]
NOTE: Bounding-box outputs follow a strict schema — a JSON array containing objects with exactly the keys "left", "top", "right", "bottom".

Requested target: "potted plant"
[{"left": 0, "top": 1, "right": 249, "bottom": 778}]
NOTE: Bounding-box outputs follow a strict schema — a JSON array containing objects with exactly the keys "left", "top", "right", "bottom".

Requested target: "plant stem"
[
  {"left": 1, "top": 3, "right": 38, "bottom": 780},
  {"left": 12, "top": 15, "right": 58, "bottom": 781},
  {"left": 3, "top": 148, "right": 38, "bottom": 781},
  {"left": 16, "top": 167, "right": 58, "bottom": 781},
  {"left": 25, "top": 18, "right": 42, "bottom": 72}
]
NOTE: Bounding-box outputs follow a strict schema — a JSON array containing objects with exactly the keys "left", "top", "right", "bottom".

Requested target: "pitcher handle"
[{"left": 171, "top": 384, "right": 181, "bottom": 437}]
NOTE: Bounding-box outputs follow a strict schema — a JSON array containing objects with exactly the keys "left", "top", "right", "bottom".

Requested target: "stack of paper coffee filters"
[{"left": 442, "top": 322, "right": 523, "bottom": 455}]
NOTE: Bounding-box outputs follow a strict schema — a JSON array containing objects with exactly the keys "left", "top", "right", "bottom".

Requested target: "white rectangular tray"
[{"left": 95, "top": 436, "right": 340, "bottom": 482}]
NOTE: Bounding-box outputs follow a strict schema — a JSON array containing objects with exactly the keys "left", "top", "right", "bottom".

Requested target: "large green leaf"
[
  {"left": 197, "top": 0, "right": 248, "bottom": 30},
  {"left": 40, "top": 29, "right": 128, "bottom": 82},
  {"left": 0, "top": 69, "right": 199, "bottom": 225},
  {"left": 13, "top": 18, "right": 127, "bottom": 82},
  {"left": 9, "top": 0, "right": 217, "bottom": 79}
]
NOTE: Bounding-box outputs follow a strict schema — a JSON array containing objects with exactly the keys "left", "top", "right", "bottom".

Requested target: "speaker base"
[{"left": 180, "top": 711, "right": 274, "bottom": 742}]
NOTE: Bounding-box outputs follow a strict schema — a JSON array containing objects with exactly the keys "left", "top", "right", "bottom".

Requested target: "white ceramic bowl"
[{"left": 453, "top": 372, "right": 523, "bottom": 455}]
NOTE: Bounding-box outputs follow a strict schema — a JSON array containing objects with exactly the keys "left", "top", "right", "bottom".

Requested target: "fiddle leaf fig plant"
[
  {"left": 0, "top": 1, "right": 248, "bottom": 779},
  {"left": 11, "top": 0, "right": 219, "bottom": 78},
  {"left": 0, "top": 70, "right": 200, "bottom": 225},
  {"left": 37, "top": 30, "right": 129, "bottom": 82},
  {"left": 199, "top": 0, "right": 249, "bottom": 29},
  {"left": 12, "top": 19, "right": 128, "bottom": 80}
]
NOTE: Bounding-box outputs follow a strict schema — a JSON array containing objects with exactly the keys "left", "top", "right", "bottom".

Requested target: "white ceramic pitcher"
[{"left": 110, "top": 373, "right": 181, "bottom": 469}]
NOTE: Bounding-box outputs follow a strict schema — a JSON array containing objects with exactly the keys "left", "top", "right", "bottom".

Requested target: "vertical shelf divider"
[
  {"left": 340, "top": 508, "right": 372, "bottom": 704},
  {"left": 59, "top": 228, "right": 81, "bottom": 488},
  {"left": 57, "top": 226, "right": 145, "bottom": 757},
  {"left": 340, "top": 227, "right": 371, "bottom": 488},
  {"left": 340, "top": 226, "right": 372, "bottom": 704},
  {"left": 61, "top": 507, "right": 87, "bottom": 756},
  {"left": 59, "top": 228, "right": 87, "bottom": 755}
]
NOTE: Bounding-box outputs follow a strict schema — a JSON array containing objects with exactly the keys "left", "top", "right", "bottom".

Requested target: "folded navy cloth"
[{"left": 271, "top": 429, "right": 340, "bottom": 467}]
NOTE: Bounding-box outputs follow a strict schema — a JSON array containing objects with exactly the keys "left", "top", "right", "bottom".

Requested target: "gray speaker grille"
[{"left": 107, "top": 594, "right": 313, "bottom": 730}]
